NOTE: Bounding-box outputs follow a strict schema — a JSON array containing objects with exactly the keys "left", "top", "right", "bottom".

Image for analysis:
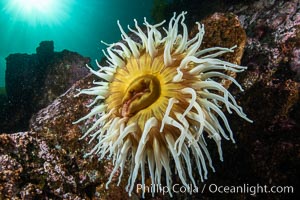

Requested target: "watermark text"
[{"left": 136, "top": 183, "right": 294, "bottom": 196}]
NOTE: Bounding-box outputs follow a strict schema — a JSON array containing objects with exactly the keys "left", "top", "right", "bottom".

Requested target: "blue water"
[{"left": 0, "top": 0, "right": 153, "bottom": 87}]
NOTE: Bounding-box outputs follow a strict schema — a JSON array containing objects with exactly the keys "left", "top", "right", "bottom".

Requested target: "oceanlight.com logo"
[
  {"left": 208, "top": 183, "right": 294, "bottom": 196},
  {"left": 136, "top": 183, "right": 294, "bottom": 196}
]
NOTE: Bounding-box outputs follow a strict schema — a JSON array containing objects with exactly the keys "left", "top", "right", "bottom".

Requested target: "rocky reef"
[
  {"left": 1, "top": 41, "right": 90, "bottom": 133},
  {"left": 0, "top": 0, "right": 299, "bottom": 199}
]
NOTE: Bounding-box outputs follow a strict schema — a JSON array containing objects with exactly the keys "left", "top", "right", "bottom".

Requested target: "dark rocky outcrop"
[{"left": 1, "top": 41, "right": 90, "bottom": 133}]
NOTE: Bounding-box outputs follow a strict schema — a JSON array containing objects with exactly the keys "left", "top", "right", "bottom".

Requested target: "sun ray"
[{"left": 2, "top": 0, "right": 73, "bottom": 26}]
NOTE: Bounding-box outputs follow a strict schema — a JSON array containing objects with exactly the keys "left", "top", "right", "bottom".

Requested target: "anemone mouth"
[
  {"left": 121, "top": 75, "right": 161, "bottom": 117},
  {"left": 74, "top": 11, "right": 252, "bottom": 198}
]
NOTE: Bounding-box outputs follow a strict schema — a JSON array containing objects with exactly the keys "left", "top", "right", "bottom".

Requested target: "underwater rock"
[
  {"left": 36, "top": 41, "right": 55, "bottom": 63},
  {"left": 35, "top": 50, "right": 91, "bottom": 110},
  {"left": 0, "top": 75, "right": 135, "bottom": 199},
  {"left": 194, "top": 12, "right": 247, "bottom": 89},
  {"left": 2, "top": 42, "right": 90, "bottom": 133},
  {"left": 207, "top": 0, "right": 300, "bottom": 199}
]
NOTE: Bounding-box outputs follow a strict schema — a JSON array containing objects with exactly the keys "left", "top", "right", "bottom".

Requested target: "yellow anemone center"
[
  {"left": 121, "top": 75, "right": 161, "bottom": 117},
  {"left": 106, "top": 50, "right": 188, "bottom": 130}
]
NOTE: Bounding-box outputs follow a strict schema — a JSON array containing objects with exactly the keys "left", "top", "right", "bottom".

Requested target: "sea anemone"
[{"left": 74, "top": 11, "right": 252, "bottom": 197}]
